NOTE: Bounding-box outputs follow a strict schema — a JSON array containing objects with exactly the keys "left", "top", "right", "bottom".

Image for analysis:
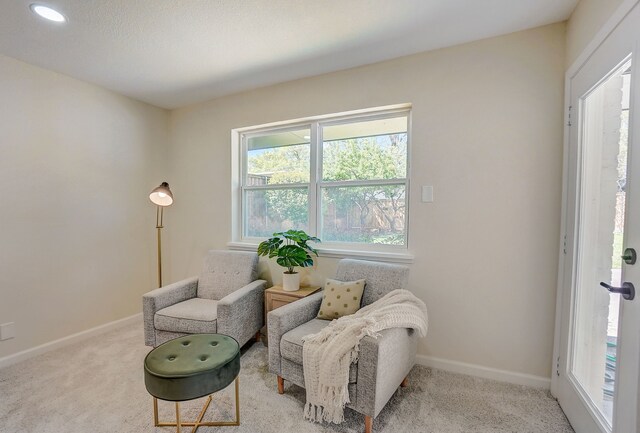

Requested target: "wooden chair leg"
[
  {"left": 277, "top": 376, "right": 285, "bottom": 394},
  {"left": 400, "top": 376, "right": 409, "bottom": 388},
  {"left": 365, "top": 415, "right": 373, "bottom": 433}
]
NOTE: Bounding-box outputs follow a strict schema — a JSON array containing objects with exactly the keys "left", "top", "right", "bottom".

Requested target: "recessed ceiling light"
[{"left": 30, "top": 4, "right": 66, "bottom": 23}]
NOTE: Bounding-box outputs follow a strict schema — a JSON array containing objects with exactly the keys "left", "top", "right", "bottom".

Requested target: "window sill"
[{"left": 227, "top": 241, "right": 414, "bottom": 264}]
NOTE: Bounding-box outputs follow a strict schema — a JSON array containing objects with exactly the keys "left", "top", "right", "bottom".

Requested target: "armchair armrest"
[
  {"left": 217, "top": 279, "right": 267, "bottom": 346},
  {"left": 268, "top": 291, "right": 324, "bottom": 375},
  {"left": 355, "top": 327, "right": 419, "bottom": 417},
  {"left": 142, "top": 276, "right": 198, "bottom": 346}
]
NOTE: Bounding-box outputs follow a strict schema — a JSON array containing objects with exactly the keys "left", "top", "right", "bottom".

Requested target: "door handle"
[{"left": 600, "top": 282, "right": 635, "bottom": 301}]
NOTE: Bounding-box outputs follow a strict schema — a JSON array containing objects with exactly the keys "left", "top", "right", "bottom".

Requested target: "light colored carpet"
[{"left": 0, "top": 321, "right": 573, "bottom": 433}]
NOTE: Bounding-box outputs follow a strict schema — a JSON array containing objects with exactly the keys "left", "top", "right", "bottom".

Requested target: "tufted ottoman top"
[{"left": 144, "top": 334, "right": 240, "bottom": 402}]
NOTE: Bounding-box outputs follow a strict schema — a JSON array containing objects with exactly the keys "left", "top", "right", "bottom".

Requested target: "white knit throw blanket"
[{"left": 301, "top": 289, "right": 428, "bottom": 424}]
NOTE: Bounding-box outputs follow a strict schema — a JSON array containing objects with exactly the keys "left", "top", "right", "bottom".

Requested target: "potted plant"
[{"left": 257, "top": 229, "right": 321, "bottom": 291}]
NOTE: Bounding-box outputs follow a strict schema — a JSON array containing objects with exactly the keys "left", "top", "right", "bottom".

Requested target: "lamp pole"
[
  {"left": 156, "top": 205, "right": 164, "bottom": 287},
  {"left": 149, "top": 182, "right": 173, "bottom": 288}
]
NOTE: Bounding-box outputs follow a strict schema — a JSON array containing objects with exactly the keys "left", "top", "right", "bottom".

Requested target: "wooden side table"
[{"left": 262, "top": 285, "right": 321, "bottom": 346}]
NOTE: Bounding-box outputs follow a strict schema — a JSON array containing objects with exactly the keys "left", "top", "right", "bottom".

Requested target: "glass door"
[
  {"left": 554, "top": 3, "right": 640, "bottom": 432},
  {"left": 570, "top": 57, "right": 631, "bottom": 430}
]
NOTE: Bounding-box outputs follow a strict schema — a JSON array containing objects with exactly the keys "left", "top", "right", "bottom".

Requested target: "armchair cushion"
[
  {"left": 197, "top": 250, "right": 259, "bottom": 300},
  {"left": 280, "top": 318, "right": 358, "bottom": 383},
  {"left": 155, "top": 298, "right": 218, "bottom": 334}
]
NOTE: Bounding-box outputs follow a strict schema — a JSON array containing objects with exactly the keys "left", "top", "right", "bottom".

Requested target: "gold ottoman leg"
[
  {"left": 151, "top": 377, "right": 240, "bottom": 431},
  {"left": 235, "top": 377, "right": 240, "bottom": 425},
  {"left": 175, "top": 402, "right": 181, "bottom": 433},
  {"left": 153, "top": 397, "right": 159, "bottom": 426}
]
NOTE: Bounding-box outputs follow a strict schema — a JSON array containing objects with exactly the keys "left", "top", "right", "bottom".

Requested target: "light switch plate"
[
  {"left": 421, "top": 186, "right": 434, "bottom": 202},
  {"left": 0, "top": 322, "right": 15, "bottom": 341}
]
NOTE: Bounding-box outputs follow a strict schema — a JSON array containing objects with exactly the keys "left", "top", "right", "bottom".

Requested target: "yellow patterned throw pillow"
[{"left": 317, "top": 279, "right": 366, "bottom": 320}]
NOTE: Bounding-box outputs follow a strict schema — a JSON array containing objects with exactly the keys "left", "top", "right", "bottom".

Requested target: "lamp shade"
[{"left": 149, "top": 182, "right": 174, "bottom": 206}]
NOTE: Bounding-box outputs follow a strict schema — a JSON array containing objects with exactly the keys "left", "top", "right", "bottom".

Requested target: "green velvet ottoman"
[{"left": 144, "top": 334, "right": 241, "bottom": 432}]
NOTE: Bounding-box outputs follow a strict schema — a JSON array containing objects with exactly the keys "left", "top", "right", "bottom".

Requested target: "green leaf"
[
  {"left": 275, "top": 245, "right": 312, "bottom": 269},
  {"left": 257, "top": 238, "right": 282, "bottom": 258}
]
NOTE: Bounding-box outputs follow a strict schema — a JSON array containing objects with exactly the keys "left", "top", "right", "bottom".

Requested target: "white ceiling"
[{"left": 0, "top": 0, "right": 578, "bottom": 109}]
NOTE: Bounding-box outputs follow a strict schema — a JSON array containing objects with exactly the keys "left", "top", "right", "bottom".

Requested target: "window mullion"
[
  {"left": 239, "top": 134, "right": 248, "bottom": 239},
  {"left": 308, "top": 122, "right": 319, "bottom": 236},
  {"left": 320, "top": 179, "right": 407, "bottom": 188},
  {"left": 243, "top": 183, "right": 309, "bottom": 191}
]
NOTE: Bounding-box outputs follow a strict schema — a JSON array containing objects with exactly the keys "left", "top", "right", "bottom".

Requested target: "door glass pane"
[{"left": 571, "top": 58, "right": 631, "bottom": 428}]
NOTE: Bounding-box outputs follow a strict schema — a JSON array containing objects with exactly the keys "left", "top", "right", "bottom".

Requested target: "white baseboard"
[
  {"left": 416, "top": 354, "right": 551, "bottom": 389},
  {"left": 0, "top": 313, "right": 142, "bottom": 369}
]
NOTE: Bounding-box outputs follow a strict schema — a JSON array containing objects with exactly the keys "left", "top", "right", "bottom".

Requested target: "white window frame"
[{"left": 229, "top": 104, "right": 413, "bottom": 263}]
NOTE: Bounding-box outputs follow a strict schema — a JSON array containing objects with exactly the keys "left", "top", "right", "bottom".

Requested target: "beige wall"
[
  {"left": 0, "top": 55, "right": 168, "bottom": 358},
  {"left": 566, "top": 0, "right": 627, "bottom": 67},
  {"left": 167, "top": 23, "right": 566, "bottom": 379}
]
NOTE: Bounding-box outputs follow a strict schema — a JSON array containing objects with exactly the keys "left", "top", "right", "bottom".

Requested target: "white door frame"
[
  {"left": 551, "top": 0, "right": 640, "bottom": 426},
  {"left": 552, "top": 1, "right": 639, "bottom": 396}
]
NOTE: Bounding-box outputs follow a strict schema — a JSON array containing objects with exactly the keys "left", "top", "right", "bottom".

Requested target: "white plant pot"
[{"left": 282, "top": 272, "right": 300, "bottom": 292}]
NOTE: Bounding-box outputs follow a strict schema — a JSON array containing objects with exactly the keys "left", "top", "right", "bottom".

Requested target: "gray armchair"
[
  {"left": 143, "top": 250, "right": 267, "bottom": 348},
  {"left": 268, "top": 259, "right": 418, "bottom": 433}
]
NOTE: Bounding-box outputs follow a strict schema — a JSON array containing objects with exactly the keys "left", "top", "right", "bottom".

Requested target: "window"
[{"left": 234, "top": 106, "right": 410, "bottom": 256}]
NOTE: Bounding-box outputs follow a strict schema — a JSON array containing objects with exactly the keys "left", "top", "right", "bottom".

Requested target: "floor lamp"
[{"left": 149, "top": 182, "right": 173, "bottom": 288}]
